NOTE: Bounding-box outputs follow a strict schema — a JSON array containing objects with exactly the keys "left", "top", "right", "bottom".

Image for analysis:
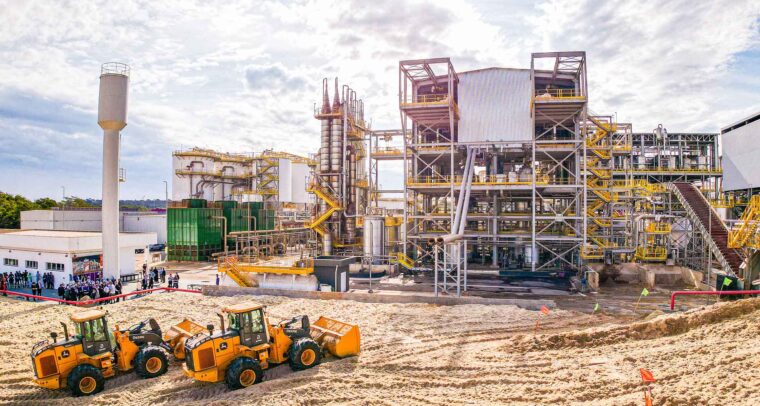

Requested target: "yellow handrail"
[{"left": 728, "top": 195, "right": 760, "bottom": 248}]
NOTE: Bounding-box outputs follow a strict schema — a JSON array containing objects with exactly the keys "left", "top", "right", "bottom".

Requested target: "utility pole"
[{"left": 162, "top": 180, "right": 169, "bottom": 208}]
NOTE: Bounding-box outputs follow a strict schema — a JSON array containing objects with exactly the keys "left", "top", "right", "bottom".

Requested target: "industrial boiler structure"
[
  {"left": 171, "top": 50, "right": 760, "bottom": 297},
  {"left": 308, "top": 78, "right": 372, "bottom": 255}
]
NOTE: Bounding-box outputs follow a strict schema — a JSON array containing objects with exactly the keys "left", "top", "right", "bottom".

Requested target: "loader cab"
[
  {"left": 223, "top": 303, "right": 269, "bottom": 348},
  {"left": 71, "top": 310, "right": 114, "bottom": 357}
]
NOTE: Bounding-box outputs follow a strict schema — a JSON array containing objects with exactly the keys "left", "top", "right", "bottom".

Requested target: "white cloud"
[{"left": 0, "top": 0, "right": 758, "bottom": 199}]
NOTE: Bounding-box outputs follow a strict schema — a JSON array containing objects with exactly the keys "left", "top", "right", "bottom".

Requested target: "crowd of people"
[
  {"left": 1, "top": 265, "right": 184, "bottom": 303},
  {"left": 2, "top": 270, "right": 39, "bottom": 288},
  {"left": 57, "top": 276, "right": 123, "bottom": 303},
  {"left": 139, "top": 266, "right": 180, "bottom": 289}
]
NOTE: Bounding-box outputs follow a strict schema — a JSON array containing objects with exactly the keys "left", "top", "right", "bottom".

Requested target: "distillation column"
[
  {"left": 98, "top": 63, "right": 129, "bottom": 280},
  {"left": 319, "top": 79, "right": 331, "bottom": 216},
  {"left": 330, "top": 79, "right": 343, "bottom": 232}
]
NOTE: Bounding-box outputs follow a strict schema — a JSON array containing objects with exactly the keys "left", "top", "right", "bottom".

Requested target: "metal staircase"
[
  {"left": 306, "top": 183, "right": 343, "bottom": 241},
  {"left": 582, "top": 115, "right": 616, "bottom": 259},
  {"left": 669, "top": 183, "right": 744, "bottom": 276},
  {"left": 217, "top": 256, "right": 253, "bottom": 287},
  {"left": 729, "top": 195, "right": 760, "bottom": 248}
]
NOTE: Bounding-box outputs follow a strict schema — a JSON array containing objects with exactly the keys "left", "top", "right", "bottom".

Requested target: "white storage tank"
[{"left": 363, "top": 216, "right": 386, "bottom": 258}]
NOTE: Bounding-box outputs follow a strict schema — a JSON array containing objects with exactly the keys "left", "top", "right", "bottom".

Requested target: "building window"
[
  {"left": 46, "top": 262, "right": 65, "bottom": 271},
  {"left": 3, "top": 258, "right": 18, "bottom": 267},
  {"left": 26, "top": 260, "right": 38, "bottom": 269}
]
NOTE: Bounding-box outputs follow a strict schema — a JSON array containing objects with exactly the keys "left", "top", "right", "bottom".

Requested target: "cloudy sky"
[{"left": 0, "top": 0, "right": 758, "bottom": 199}]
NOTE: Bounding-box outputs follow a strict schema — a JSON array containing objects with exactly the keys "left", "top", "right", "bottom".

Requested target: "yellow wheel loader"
[
  {"left": 182, "top": 302, "right": 360, "bottom": 390},
  {"left": 31, "top": 309, "right": 204, "bottom": 396}
]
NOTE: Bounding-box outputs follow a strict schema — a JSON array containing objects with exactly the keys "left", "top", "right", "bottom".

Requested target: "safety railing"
[
  {"left": 175, "top": 169, "right": 254, "bottom": 179},
  {"left": 728, "top": 195, "right": 760, "bottom": 248},
  {"left": 101, "top": 62, "right": 130, "bottom": 76},
  {"left": 174, "top": 149, "right": 252, "bottom": 163},
  {"left": 401, "top": 93, "right": 450, "bottom": 106},
  {"left": 534, "top": 88, "right": 584, "bottom": 100},
  {"left": 371, "top": 147, "right": 404, "bottom": 156},
  {"left": 581, "top": 245, "right": 604, "bottom": 259},
  {"left": 407, "top": 175, "right": 556, "bottom": 186},
  {"left": 619, "top": 167, "right": 723, "bottom": 174},
  {"left": 0, "top": 287, "right": 200, "bottom": 306},
  {"left": 645, "top": 223, "right": 672, "bottom": 234},
  {"left": 635, "top": 246, "right": 667, "bottom": 261}
]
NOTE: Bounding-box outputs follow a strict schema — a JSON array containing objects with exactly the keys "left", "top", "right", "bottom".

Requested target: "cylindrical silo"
[{"left": 98, "top": 62, "right": 129, "bottom": 281}]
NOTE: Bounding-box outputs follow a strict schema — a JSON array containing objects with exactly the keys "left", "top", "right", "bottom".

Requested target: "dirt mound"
[
  {"left": 522, "top": 298, "right": 760, "bottom": 351},
  {"left": 2, "top": 293, "right": 759, "bottom": 405}
]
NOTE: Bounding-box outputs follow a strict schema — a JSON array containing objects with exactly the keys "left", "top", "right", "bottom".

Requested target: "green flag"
[
  {"left": 593, "top": 303, "right": 600, "bottom": 312},
  {"left": 641, "top": 288, "right": 650, "bottom": 297},
  {"left": 723, "top": 277, "right": 732, "bottom": 287}
]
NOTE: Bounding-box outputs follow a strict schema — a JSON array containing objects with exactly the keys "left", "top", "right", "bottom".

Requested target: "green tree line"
[{"left": 0, "top": 192, "right": 96, "bottom": 229}]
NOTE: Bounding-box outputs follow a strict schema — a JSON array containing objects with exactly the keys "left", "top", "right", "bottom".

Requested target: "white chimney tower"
[{"left": 98, "top": 62, "right": 129, "bottom": 280}]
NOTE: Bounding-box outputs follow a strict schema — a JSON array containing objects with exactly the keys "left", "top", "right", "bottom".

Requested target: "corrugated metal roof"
[{"left": 457, "top": 68, "right": 532, "bottom": 143}]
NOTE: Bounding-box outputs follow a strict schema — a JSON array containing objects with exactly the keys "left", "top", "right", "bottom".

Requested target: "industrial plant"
[
  {"left": 156, "top": 51, "right": 759, "bottom": 298},
  {"left": 2, "top": 40, "right": 760, "bottom": 405}
]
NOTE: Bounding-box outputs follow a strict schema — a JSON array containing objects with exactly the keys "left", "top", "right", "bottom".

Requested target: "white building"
[
  {"left": 721, "top": 111, "right": 760, "bottom": 192},
  {"left": 20, "top": 210, "right": 167, "bottom": 244},
  {"left": 0, "top": 230, "right": 157, "bottom": 286}
]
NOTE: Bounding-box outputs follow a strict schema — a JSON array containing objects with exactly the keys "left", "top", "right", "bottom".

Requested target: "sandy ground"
[{"left": 0, "top": 292, "right": 758, "bottom": 405}]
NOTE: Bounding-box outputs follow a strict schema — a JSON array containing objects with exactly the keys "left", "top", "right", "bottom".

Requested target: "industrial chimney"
[{"left": 98, "top": 62, "right": 129, "bottom": 281}]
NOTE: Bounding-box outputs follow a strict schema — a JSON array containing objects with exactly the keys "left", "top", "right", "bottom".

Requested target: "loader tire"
[
  {"left": 67, "top": 364, "right": 105, "bottom": 397},
  {"left": 225, "top": 357, "right": 263, "bottom": 390},
  {"left": 288, "top": 337, "right": 322, "bottom": 371},
  {"left": 135, "top": 345, "right": 169, "bottom": 379}
]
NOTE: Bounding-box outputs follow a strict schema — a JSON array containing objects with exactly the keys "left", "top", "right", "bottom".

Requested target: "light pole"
[{"left": 162, "top": 180, "right": 169, "bottom": 209}]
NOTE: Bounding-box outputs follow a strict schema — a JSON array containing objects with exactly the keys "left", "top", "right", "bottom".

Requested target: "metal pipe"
[
  {"left": 453, "top": 147, "right": 474, "bottom": 234},
  {"left": 60, "top": 322, "right": 69, "bottom": 340}
]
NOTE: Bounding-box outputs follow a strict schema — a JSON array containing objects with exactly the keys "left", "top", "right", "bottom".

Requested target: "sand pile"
[
  {"left": 522, "top": 298, "right": 760, "bottom": 351},
  {"left": 0, "top": 293, "right": 758, "bottom": 405}
]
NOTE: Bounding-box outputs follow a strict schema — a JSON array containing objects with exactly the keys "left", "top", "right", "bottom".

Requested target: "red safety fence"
[
  {"left": 0, "top": 287, "right": 202, "bottom": 306},
  {"left": 670, "top": 290, "right": 760, "bottom": 310}
]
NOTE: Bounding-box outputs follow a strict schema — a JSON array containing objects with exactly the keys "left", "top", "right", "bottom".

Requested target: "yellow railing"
[
  {"left": 581, "top": 245, "right": 604, "bottom": 260},
  {"left": 635, "top": 247, "right": 667, "bottom": 261},
  {"left": 372, "top": 147, "right": 404, "bottom": 156},
  {"left": 217, "top": 257, "right": 253, "bottom": 287},
  {"left": 728, "top": 195, "right": 760, "bottom": 248},
  {"left": 402, "top": 94, "right": 449, "bottom": 105},
  {"left": 394, "top": 252, "right": 416, "bottom": 269},
  {"left": 645, "top": 222, "right": 671, "bottom": 234},
  {"left": 258, "top": 151, "right": 316, "bottom": 166},
  {"left": 175, "top": 169, "right": 253, "bottom": 179},
  {"left": 407, "top": 175, "right": 557, "bottom": 186},
  {"left": 618, "top": 167, "right": 723, "bottom": 174},
  {"left": 174, "top": 149, "right": 253, "bottom": 163},
  {"left": 534, "top": 88, "right": 584, "bottom": 100}
]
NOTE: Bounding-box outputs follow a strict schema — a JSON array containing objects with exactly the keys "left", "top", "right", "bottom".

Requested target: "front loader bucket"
[
  {"left": 310, "top": 316, "right": 360, "bottom": 358},
  {"left": 164, "top": 319, "right": 207, "bottom": 360}
]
